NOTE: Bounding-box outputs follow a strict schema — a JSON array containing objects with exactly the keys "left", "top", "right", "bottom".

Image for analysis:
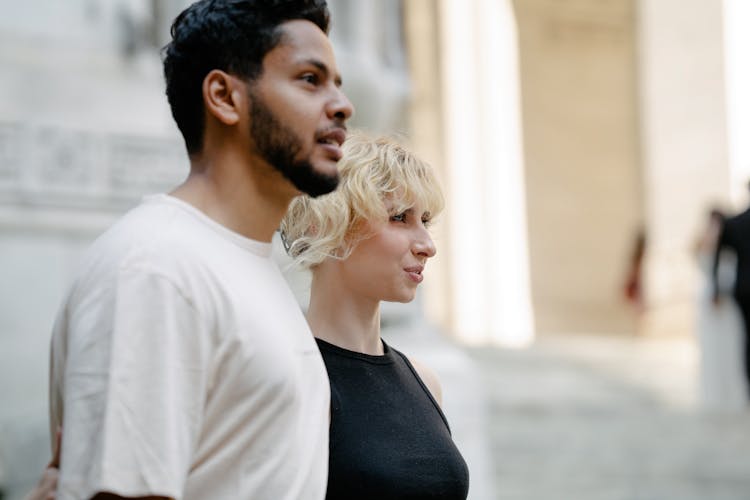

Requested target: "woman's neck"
[{"left": 307, "top": 263, "right": 383, "bottom": 355}]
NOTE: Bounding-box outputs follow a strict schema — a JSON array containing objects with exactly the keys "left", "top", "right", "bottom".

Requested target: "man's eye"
[{"left": 301, "top": 73, "right": 318, "bottom": 84}]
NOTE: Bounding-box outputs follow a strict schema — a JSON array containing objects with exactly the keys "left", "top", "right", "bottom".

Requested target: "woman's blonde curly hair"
[{"left": 280, "top": 131, "right": 444, "bottom": 269}]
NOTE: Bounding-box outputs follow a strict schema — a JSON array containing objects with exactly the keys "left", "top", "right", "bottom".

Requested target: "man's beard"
[{"left": 249, "top": 92, "right": 340, "bottom": 198}]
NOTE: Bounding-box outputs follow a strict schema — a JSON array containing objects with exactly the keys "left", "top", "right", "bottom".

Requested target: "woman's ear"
[{"left": 202, "top": 70, "right": 243, "bottom": 126}]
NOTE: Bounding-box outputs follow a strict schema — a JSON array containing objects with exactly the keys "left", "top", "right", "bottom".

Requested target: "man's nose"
[{"left": 328, "top": 87, "right": 354, "bottom": 122}]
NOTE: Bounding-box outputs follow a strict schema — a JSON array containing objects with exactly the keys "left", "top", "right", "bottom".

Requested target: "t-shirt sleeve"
[{"left": 58, "top": 266, "right": 211, "bottom": 500}]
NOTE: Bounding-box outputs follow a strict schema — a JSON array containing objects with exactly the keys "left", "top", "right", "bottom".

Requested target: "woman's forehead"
[
  {"left": 383, "top": 195, "right": 433, "bottom": 214},
  {"left": 377, "top": 177, "right": 440, "bottom": 213}
]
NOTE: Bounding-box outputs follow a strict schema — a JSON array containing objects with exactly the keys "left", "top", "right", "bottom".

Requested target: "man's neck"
[{"left": 171, "top": 148, "right": 296, "bottom": 242}]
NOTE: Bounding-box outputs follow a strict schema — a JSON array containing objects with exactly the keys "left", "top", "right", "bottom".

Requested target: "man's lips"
[
  {"left": 316, "top": 128, "right": 346, "bottom": 161},
  {"left": 317, "top": 128, "right": 346, "bottom": 147}
]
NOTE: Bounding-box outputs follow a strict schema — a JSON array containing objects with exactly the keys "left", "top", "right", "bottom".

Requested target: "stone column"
[
  {"left": 402, "top": 0, "right": 452, "bottom": 331},
  {"left": 328, "top": 0, "right": 410, "bottom": 134},
  {"left": 434, "top": 0, "right": 534, "bottom": 346}
]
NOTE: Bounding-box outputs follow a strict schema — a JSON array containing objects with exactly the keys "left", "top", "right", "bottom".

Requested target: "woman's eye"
[
  {"left": 422, "top": 218, "right": 432, "bottom": 228},
  {"left": 390, "top": 213, "right": 407, "bottom": 223},
  {"left": 301, "top": 73, "right": 318, "bottom": 84}
]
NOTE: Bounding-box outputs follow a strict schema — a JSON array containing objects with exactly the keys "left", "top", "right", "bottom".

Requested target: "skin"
[
  {"left": 36, "top": 19, "right": 353, "bottom": 500},
  {"left": 247, "top": 85, "right": 343, "bottom": 198},
  {"left": 171, "top": 19, "right": 353, "bottom": 243},
  {"left": 307, "top": 198, "right": 444, "bottom": 403}
]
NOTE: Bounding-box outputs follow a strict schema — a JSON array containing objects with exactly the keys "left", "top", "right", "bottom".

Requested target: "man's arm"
[
  {"left": 712, "top": 219, "right": 729, "bottom": 304},
  {"left": 58, "top": 266, "right": 210, "bottom": 499},
  {"left": 24, "top": 432, "right": 174, "bottom": 500}
]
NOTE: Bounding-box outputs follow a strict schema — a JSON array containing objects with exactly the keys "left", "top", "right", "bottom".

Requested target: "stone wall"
[{"left": 514, "top": 0, "right": 642, "bottom": 335}]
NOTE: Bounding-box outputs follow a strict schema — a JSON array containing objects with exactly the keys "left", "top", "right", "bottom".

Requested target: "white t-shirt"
[{"left": 49, "top": 194, "right": 330, "bottom": 500}]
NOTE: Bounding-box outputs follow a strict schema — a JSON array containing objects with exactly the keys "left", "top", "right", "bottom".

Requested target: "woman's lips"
[
  {"left": 404, "top": 265, "right": 424, "bottom": 283},
  {"left": 406, "top": 271, "right": 423, "bottom": 283}
]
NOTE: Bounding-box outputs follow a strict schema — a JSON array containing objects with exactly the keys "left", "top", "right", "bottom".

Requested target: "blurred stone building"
[
  {"left": 406, "top": 0, "right": 750, "bottom": 343},
  {"left": 1, "top": 0, "right": 749, "bottom": 498}
]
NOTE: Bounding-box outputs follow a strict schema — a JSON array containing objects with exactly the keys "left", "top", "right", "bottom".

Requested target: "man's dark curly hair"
[{"left": 162, "top": 0, "right": 330, "bottom": 154}]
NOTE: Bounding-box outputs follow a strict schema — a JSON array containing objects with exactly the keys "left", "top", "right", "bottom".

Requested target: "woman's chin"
[{"left": 386, "top": 292, "right": 417, "bottom": 304}]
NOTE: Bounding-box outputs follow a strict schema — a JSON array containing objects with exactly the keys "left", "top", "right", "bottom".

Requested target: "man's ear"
[{"left": 202, "top": 70, "right": 244, "bottom": 125}]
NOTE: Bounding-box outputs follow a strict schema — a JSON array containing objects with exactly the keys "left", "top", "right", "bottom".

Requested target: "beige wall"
[
  {"left": 514, "top": 0, "right": 642, "bottom": 334},
  {"left": 637, "top": 0, "right": 731, "bottom": 336}
]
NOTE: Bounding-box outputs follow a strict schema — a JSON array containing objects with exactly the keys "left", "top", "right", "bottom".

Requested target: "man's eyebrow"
[{"left": 301, "top": 58, "right": 343, "bottom": 87}]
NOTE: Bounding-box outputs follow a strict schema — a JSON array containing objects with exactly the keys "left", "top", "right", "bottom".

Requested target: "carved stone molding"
[{"left": 0, "top": 121, "right": 185, "bottom": 214}]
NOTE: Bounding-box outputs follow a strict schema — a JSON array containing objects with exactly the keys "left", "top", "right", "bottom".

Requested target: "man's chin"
[
  {"left": 288, "top": 168, "right": 339, "bottom": 198},
  {"left": 312, "top": 157, "right": 341, "bottom": 178},
  {"left": 302, "top": 175, "right": 339, "bottom": 198}
]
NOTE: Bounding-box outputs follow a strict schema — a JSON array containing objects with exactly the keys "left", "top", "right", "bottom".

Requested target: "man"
[
  {"left": 713, "top": 184, "right": 750, "bottom": 398},
  {"left": 48, "top": 1, "right": 353, "bottom": 498}
]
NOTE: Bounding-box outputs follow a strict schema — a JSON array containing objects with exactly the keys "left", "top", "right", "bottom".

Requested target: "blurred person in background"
[
  {"left": 623, "top": 227, "right": 647, "bottom": 314},
  {"left": 281, "top": 132, "right": 470, "bottom": 500},
  {"left": 45, "top": 0, "right": 353, "bottom": 499},
  {"left": 713, "top": 182, "right": 750, "bottom": 402},
  {"left": 695, "top": 208, "right": 747, "bottom": 410}
]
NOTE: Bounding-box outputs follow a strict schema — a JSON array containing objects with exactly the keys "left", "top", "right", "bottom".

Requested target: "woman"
[
  {"left": 281, "top": 132, "right": 469, "bottom": 499},
  {"left": 30, "top": 133, "right": 469, "bottom": 499}
]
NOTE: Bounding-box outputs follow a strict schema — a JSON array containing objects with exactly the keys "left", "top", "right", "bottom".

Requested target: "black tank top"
[{"left": 316, "top": 338, "right": 470, "bottom": 500}]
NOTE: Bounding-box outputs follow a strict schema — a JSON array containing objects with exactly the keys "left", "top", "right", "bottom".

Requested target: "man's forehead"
[
  {"left": 269, "top": 21, "right": 342, "bottom": 78},
  {"left": 276, "top": 20, "right": 335, "bottom": 60}
]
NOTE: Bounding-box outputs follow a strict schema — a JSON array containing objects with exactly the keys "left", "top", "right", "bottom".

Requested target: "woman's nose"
[{"left": 413, "top": 229, "right": 436, "bottom": 258}]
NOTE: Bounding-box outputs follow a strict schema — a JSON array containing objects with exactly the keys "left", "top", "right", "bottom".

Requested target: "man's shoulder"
[
  {"left": 71, "top": 197, "right": 217, "bottom": 288},
  {"left": 108, "top": 195, "right": 246, "bottom": 253},
  {"left": 87, "top": 199, "right": 184, "bottom": 259},
  {"left": 68, "top": 194, "right": 278, "bottom": 310}
]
